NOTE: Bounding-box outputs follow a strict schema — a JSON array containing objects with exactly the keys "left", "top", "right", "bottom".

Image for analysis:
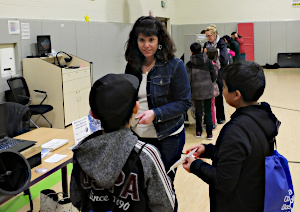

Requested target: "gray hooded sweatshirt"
[{"left": 70, "top": 128, "right": 175, "bottom": 212}]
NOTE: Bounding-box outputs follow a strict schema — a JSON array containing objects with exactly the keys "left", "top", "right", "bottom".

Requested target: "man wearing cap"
[{"left": 70, "top": 74, "right": 175, "bottom": 212}]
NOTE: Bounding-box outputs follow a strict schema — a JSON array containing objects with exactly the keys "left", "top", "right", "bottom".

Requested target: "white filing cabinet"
[
  {"left": 62, "top": 68, "right": 90, "bottom": 126},
  {"left": 22, "top": 55, "right": 91, "bottom": 129}
]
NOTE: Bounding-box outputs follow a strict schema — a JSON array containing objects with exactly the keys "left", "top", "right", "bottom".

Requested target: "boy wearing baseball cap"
[{"left": 70, "top": 74, "right": 175, "bottom": 212}]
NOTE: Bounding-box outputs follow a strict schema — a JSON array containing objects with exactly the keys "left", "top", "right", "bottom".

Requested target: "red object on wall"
[{"left": 238, "top": 23, "right": 254, "bottom": 61}]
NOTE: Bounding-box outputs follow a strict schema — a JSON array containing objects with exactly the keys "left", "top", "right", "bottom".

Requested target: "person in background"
[
  {"left": 223, "top": 35, "right": 241, "bottom": 62},
  {"left": 124, "top": 16, "right": 191, "bottom": 211},
  {"left": 180, "top": 53, "right": 185, "bottom": 63},
  {"left": 183, "top": 61, "right": 280, "bottom": 212},
  {"left": 227, "top": 48, "right": 234, "bottom": 64},
  {"left": 231, "top": 32, "right": 246, "bottom": 61},
  {"left": 179, "top": 53, "right": 192, "bottom": 127},
  {"left": 186, "top": 42, "right": 216, "bottom": 139},
  {"left": 88, "top": 110, "right": 102, "bottom": 133},
  {"left": 206, "top": 47, "right": 220, "bottom": 130},
  {"left": 203, "top": 24, "right": 228, "bottom": 124},
  {"left": 70, "top": 74, "right": 175, "bottom": 212}
]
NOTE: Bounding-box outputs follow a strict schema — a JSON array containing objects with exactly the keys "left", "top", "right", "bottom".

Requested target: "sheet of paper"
[
  {"left": 44, "top": 154, "right": 68, "bottom": 163},
  {"left": 167, "top": 148, "right": 197, "bottom": 174},
  {"left": 72, "top": 116, "right": 90, "bottom": 145},
  {"left": 68, "top": 144, "right": 77, "bottom": 150},
  {"left": 21, "top": 23, "right": 30, "bottom": 39},
  {"left": 41, "top": 148, "right": 51, "bottom": 158}
]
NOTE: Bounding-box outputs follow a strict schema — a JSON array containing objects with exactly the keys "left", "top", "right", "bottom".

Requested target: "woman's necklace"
[{"left": 142, "top": 60, "right": 155, "bottom": 74}]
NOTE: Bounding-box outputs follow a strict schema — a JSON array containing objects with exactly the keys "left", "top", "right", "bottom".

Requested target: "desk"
[{"left": 0, "top": 127, "right": 75, "bottom": 205}]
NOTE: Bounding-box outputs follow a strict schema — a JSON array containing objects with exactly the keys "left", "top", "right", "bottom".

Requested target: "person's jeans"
[
  {"left": 211, "top": 97, "right": 216, "bottom": 125},
  {"left": 195, "top": 99, "right": 213, "bottom": 135},
  {"left": 136, "top": 129, "right": 185, "bottom": 182},
  {"left": 215, "top": 80, "right": 226, "bottom": 122},
  {"left": 135, "top": 130, "right": 185, "bottom": 212},
  {"left": 241, "top": 53, "right": 246, "bottom": 61}
]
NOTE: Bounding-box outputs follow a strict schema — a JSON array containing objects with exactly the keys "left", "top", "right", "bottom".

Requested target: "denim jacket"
[{"left": 125, "top": 57, "right": 191, "bottom": 140}]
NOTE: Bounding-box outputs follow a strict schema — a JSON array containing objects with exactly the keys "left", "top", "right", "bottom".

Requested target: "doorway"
[{"left": 156, "top": 17, "right": 171, "bottom": 35}]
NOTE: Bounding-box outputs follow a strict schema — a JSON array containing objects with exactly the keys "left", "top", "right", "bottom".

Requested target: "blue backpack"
[
  {"left": 247, "top": 113, "right": 294, "bottom": 212},
  {"left": 264, "top": 149, "right": 295, "bottom": 212}
]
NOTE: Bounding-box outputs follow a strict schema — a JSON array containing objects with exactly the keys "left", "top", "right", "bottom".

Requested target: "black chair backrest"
[
  {"left": 7, "top": 77, "right": 30, "bottom": 106},
  {"left": 4, "top": 102, "right": 31, "bottom": 137}
]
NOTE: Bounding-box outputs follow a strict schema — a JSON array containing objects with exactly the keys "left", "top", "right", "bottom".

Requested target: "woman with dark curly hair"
[{"left": 124, "top": 16, "right": 191, "bottom": 191}]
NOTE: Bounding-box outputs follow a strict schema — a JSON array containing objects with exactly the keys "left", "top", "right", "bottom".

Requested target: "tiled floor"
[{"left": 17, "top": 68, "right": 300, "bottom": 212}]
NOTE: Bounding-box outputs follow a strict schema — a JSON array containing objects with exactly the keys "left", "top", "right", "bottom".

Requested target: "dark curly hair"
[{"left": 125, "top": 16, "right": 176, "bottom": 70}]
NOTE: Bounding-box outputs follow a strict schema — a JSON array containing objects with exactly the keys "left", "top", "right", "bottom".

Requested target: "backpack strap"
[
  {"left": 117, "top": 142, "right": 146, "bottom": 197},
  {"left": 109, "top": 142, "right": 147, "bottom": 212},
  {"left": 74, "top": 140, "right": 147, "bottom": 212},
  {"left": 244, "top": 114, "right": 276, "bottom": 153}
]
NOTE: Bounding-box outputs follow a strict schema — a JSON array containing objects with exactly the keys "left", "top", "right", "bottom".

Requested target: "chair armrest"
[
  {"left": 33, "top": 90, "right": 46, "bottom": 94},
  {"left": 33, "top": 90, "right": 47, "bottom": 105}
]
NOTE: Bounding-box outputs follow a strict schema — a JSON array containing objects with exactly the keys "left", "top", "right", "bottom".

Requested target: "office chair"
[
  {"left": 0, "top": 102, "right": 33, "bottom": 211},
  {"left": 3, "top": 102, "right": 31, "bottom": 138},
  {"left": 7, "top": 77, "right": 53, "bottom": 128}
]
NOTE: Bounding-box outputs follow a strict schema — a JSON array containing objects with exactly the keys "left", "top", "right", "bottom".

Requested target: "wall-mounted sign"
[
  {"left": 8, "top": 20, "right": 20, "bottom": 34},
  {"left": 21, "top": 23, "right": 30, "bottom": 39},
  {"left": 292, "top": 0, "right": 300, "bottom": 7}
]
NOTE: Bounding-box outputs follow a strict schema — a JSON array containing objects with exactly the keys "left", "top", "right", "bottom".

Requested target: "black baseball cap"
[{"left": 89, "top": 74, "right": 139, "bottom": 132}]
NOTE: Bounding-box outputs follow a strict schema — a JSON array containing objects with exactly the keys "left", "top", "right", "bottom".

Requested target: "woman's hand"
[
  {"left": 186, "top": 144, "right": 205, "bottom": 158},
  {"left": 136, "top": 110, "right": 156, "bottom": 125}
]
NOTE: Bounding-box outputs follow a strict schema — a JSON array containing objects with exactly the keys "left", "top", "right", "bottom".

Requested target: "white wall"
[
  {"left": 174, "top": 0, "right": 300, "bottom": 24},
  {"left": 0, "top": 0, "right": 177, "bottom": 24},
  {"left": 0, "top": 0, "right": 299, "bottom": 24},
  {"left": 0, "top": 0, "right": 299, "bottom": 100}
]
